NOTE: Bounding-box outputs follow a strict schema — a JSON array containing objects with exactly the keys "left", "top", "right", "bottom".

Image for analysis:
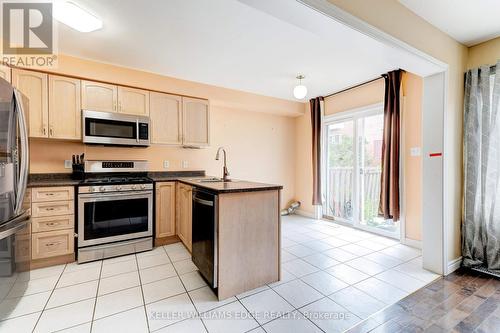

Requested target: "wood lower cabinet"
[
  {"left": 118, "top": 86, "right": 149, "bottom": 116},
  {"left": 0, "top": 65, "right": 11, "bottom": 82},
  {"left": 176, "top": 183, "right": 192, "bottom": 251},
  {"left": 48, "top": 75, "right": 81, "bottom": 140},
  {"left": 12, "top": 69, "right": 49, "bottom": 138},
  {"left": 155, "top": 182, "right": 176, "bottom": 238},
  {"left": 31, "top": 186, "right": 75, "bottom": 263},
  {"left": 182, "top": 97, "right": 210, "bottom": 147},
  {"left": 81, "top": 80, "right": 118, "bottom": 112},
  {"left": 150, "top": 92, "right": 182, "bottom": 145}
]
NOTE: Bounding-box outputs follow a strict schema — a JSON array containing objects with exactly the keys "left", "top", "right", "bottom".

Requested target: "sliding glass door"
[{"left": 323, "top": 106, "right": 400, "bottom": 238}]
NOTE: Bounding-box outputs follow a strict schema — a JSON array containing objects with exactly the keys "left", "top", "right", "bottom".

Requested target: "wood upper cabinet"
[
  {"left": 0, "top": 65, "right": 11, "bottom": 82},
  {"left": 176, "top": 183, "right": 192, "bottom": 251},
  {"left": 150, "top": 92, "right": 182, "bottom": 145},
  {"left": 48, "top": 75, "right": 81, "bottom": 140},
  {"left": 182, "top": 97, "right": 210, "bottom": 147},
  {"left": 12, "top": 69, "right": 49, "bottom": 138},
  {"left": 81, "top": 80, "right": 118, "bottom": 113},
  {"left": 155, "top": 182, "right": 176, "bottom": 238},
  {"left": 118, "top": 86, "right": 149, "bottom": 116}
]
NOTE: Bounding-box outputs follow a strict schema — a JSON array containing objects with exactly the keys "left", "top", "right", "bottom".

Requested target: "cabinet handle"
[
  {"left": 46, "top": 222, "right": 59, "bottom": 226},
  {"left": 42, "top": 127, "right": 46, "bottom": 135},
  {"left": 119, "top": 101, "right": 122, "bottom": 111},
  {"left": 113, "top": 101, "right": 117, "bottom": 111},
  {"left": 45, "top": 241, "right": 61, "bottom": 247},
  {"left": 46, "top": 193, "right": 54, "bottom": 196},
  {"left": 49, "top": 127, "right": 53, "bottom": 136}
]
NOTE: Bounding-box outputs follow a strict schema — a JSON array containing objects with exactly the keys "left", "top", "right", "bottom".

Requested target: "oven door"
[{"left": 78, "top": 191, "right": 153, "bottom": 247}]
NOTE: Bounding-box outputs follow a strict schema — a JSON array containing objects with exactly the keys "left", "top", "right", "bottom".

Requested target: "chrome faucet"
[{"left": 215, "top": 147, "right": 230, "bottom": 182}]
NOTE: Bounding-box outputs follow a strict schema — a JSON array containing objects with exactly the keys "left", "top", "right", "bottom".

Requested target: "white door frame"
[{"left": 300, "top": 0, "right": 450, "bottom": 275}]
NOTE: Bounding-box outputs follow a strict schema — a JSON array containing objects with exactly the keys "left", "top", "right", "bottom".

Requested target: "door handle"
[{"left": 193, "top": 197, "right": 213, "bottom": 206}]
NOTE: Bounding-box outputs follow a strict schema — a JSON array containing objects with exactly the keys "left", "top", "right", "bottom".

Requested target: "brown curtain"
[
  {"left": 379, "top": 69, "right": 403, "bottom": 221},
  {"left": 310, "top": 97, "right": 323, "bottom": 205}
]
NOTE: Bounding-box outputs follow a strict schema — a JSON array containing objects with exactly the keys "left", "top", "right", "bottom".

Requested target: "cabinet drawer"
[
  {"left": 32, "top": 187, "right": 74, "bottom": 202},
  {"left": 32, "top": 215, "right": 74, "bottom": 233},
  {"left": 32, "top": 201, "right": 74, "bottom": 217},
  {"left": 32, "top": 229, "right": 74, "bottom": 259}
]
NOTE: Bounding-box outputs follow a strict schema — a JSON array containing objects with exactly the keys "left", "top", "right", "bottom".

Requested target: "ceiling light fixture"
[
  {"left": 53, "top": 2, "right": 103, "bottom": 32},
  {"left": 293, "top": 74, "right": 307, "bottom": 100}
]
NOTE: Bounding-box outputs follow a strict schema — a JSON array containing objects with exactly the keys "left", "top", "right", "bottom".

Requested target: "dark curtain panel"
[
  {"left": 379, "top": 70, "right": 403, "bottom": 221},
  {"left": 310, "top": 97, "right": 324, "bottom": 206}
]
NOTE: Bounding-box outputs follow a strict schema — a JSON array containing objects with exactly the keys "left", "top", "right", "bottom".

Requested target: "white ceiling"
[
  {"left": 55, "top": 0, "right": 441, "bottom": 102},
  {"left": 399, "top": 0, "right": 500, "bottom": 46}
]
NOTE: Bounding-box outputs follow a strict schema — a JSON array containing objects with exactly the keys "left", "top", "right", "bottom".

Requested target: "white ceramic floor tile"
[
  {"left": 282, "top": 259, "right": 319, "bottom": 278},
  {"left": 146, "top": 293, "right": 197, "bottom": 331},
  {"left": 323, "top": 248, "right": 358, "bottom": 262},
  {"left": 239, "top": 289, "right": 294, "bottom": 324},
  {"left": 363, "top": 252, "right": 403, "bottom": 268},
  {"left": 267, "top": 268, "right": 296, "bottom": 288},
  {"left": 393, "top": 257, "right": 440, "bottom": 283},
  {"left": 375, "top": 269, "right": 428, "bottom": 293},
  {"left": 339, "top": 244, "right": 373, "bottom": 257},
  {"left": 64, "top": 261, "right": 101, "bottom": 273},
  {"left": 302, "top": 240, "right": 334, "bottom": 252},
  {"left": 262, "top": 310, "right": 322, "bottom": 333},
  {"left": 345, "top": 257, "right": 387, "bottom": 276},
  {"left": 46, "top": 280, "right": 98, "bottom": 309},
  {"left": 0, "top": 291, "right": 50, "bottom": 320},
  {"left": 300, "top": 297, "right": 361, "bottom": 333},
  {"left": 303, "top": 231, "right": 329, "bottom": 240},
  {"left": 142, "top": 276, "right": 185, "bottom": 304},
  {"left": 57, "top": 266, "right": 101, "bottom": 288},
  {"left": 166, "top": 248, "right": 192, "bottom": 262},
  {"left": 0, "top": 311, "right": 40, "bottom": 333},
  {"left": 329, "top": 286, "right": 386, "bottom": 319},
  {"left": 280, "top": 249, "right": 297, "bottom": 263},
  {"left": 137, "top": 246, "right": 166, "bottom": 258},
  {"left": 236, "top": 285, "right": 270, "bottom": 300},
  {"left": 201, "top": 300, "right": 259, "bottom": 333},
  {"left": 272, "top": 279, "right": 322, "bottom": 308},
  {"left": 354, "top": 277, "right": 408, "bottom": 304},
  {"left": 100, "top": 259, "right": 137, "bottom": 278},
  {"left": 93, "top": 306, "right": 148, "bottom": 333},
  {"left": 280, "top": 237, "right": 298, "bottom": 248},
  {"left": 34, "top": 299, "right": 94, "bottom": 333},
  {"left": 101, "top": 253, "right": 137, "bottom": 264},
  {"left": 301, "top": 271, "right": 348, "bottom": 296},
  {"left": 7, "top": 275, "right": 58, "bottom": 298},
  {"left": 325, "top": 264, "right": 370, "bottom": 285},
  {"left": 283, "top": 244, "right": 317, "bottom": 258},
  {"left": 163, "top": 242, "right": 186, "bottom": 252},
  {"left": 320, "top": 237, "right": 349, "bottom": 248},
  {"left": 57, "top": 322, "right": 91, "bottom": 333},
  {"left": 189, "top": 286, "right": 236, "bottom": 313},
  {"left": 137, "top": 253, "right": 171, "bottom": 270},
  {"left": 98, "top": 270, "right": 140, "bottom": 296},
  {"left": 94, "top": 286, "right": 144, "bottom": 319},
  {"left": 302, "top": 253, "right": 339, "bottom": 270},
  {"left": 370, "top": 236, "right": 400, "bottom": 247},
  {"left": 356, "top": 239, "right": 391, "bottom": 251},
  {"left": 180, "top": 271, "right": 208, "bottom": 291},
  {"left": 155, "top": 317, "right": 207, "bottom": 333},
  {"left": 173, "top": 259, "right": 198, "bottom": 275},
  {"left": 139, "top": 263, "right": 177, "bottom": 285},
  {"left": 380, "top": 245, "right": 421, "bottom": 261},
  {"left": 334, "top": 233, "right": 365, "bottom": 243},
  {"left": 17, "top": 265, "right": 65, "bottom": 282}
]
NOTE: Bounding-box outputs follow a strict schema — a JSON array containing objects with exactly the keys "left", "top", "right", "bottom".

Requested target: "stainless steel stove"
[{"left": 77, "top": 160, "right": 153, "bottom": 263}]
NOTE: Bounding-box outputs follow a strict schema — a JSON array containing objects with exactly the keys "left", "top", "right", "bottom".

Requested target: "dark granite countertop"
[{"left": 178, "top": 178, "right": 283, "bottom": 193}]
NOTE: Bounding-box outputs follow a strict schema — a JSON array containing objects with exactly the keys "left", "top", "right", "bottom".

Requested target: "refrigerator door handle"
[
  {"left": 13, "top": 89, "right": 29, "bottom": 215},
  {"left": 0, "top": 210, "right": 30, "bottom": 240}
]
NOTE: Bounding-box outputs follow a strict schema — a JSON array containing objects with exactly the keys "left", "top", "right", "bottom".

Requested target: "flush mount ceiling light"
[
  {"left": 53, "top": 2, "right": 103, "bottom": 32},
  {"left": 293, "top": 74, "right": 308, "bottom": 100}
]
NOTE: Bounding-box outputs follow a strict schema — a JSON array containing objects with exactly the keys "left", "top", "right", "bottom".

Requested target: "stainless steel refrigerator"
[{"left": 0, "top": 77, "right": 30, "bottom": 295}]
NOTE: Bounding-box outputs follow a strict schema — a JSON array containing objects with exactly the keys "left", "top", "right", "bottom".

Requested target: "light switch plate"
[
  {"left": 182, "top": 161, "right": 188, "bottom": 168},
  {"left": 163, "top": 160, "right": 169, "bottom": 169},
  {"left": 410, "top": 147, "right": 421, "bottom": 157},
  {"left": 64, "top": 160, "right": 72, "bottom": 169}
]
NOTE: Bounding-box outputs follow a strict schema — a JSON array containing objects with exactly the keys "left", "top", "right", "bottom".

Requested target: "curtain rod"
[{"left": 324, "top": 76, "right": 382, "bottom": 98}]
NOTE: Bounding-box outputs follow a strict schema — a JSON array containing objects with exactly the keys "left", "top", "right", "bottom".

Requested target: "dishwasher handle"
[{"left": 193, "top": 196, "right": 214, "bottom": 206}]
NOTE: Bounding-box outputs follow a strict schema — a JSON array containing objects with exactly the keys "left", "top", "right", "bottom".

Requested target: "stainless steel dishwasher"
[{"left": 191, "top": 188, "right": 217, "bottom": 288}]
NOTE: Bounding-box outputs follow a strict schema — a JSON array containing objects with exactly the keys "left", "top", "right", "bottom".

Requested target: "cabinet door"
[
  {"left": 150, "top": 92, "right": 182, "bottom": 145},
  {"left": 182, "top": 97, "right": 210, "bottom": 147},
  {"left": 81, "top": 80, "right": 117, "bottom": 112},
  {"left": 156, "top": 182, "right": 176, "bottom": 238},
  {"left": 48, "top": 75, "right": 81, "bottom": 140},
  {"left": 176, "top": 183, "right": 192, "bottom": 251},
  {"left": 0, "top": 65, "right": 11, "bottom": 82},
  {"left": 12, "top": 69, "right": 49, "bottom": 138},
  {"left": 118, "top": 86, "right": 149, "bottom": 116}
]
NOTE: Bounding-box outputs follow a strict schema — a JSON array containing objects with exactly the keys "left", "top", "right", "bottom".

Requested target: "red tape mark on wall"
[{"left": 429, "top": 152, "right": 442, "bottom": 157}]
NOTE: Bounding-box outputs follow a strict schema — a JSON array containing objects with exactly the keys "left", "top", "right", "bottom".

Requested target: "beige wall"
[
  {"left": 324, "top": 79, "right": 384, "bottom": 115},
  {"left": 313, "top": 0, "right": 468, "bottom": 261},
  {"left": 467, "top": 37, "right": 500, "bottom": 69},
  {"left": 28, "top": 55, "right": 302, "bottom": 207}
]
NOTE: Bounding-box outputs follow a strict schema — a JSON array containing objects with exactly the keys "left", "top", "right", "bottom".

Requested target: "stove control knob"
[
  {"left": 116, "top": 185, "right": 122, "bottom": 191},
  {"left": 89, "top": 187, "right": 95, "bottom": 193},
  {"left": 131, "top": 185, "right": 137, "bottom": 190},
  {"left": 99, "top": 186, "right": 106, "bottom": 192},
  {"left": 140, "top": 184, "right": 146, "bottom": 190}
]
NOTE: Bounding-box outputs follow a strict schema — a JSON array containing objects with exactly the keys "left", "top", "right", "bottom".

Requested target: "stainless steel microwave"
[{"left": 82, "top": 110, "right": 150, "bottom": 147}]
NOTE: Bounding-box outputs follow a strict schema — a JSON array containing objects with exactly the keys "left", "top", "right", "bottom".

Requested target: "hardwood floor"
[{"left": 347, "top": 268, "right": 500, "bottom": 332}]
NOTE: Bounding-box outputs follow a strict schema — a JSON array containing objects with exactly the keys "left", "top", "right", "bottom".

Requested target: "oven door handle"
[{"left": 79, "top": 191, "right": 152, "bottom": 201}]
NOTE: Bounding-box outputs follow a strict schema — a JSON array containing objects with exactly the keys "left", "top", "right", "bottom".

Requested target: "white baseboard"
[
  {"left": 295, "top": 209, "right": 316, "bottom": 219},
  {"left": 446, "top": 256, "right": 462, "bottom": 275},
  {"left": 402, "top": 238, "right": 422, "bottom": 249}
]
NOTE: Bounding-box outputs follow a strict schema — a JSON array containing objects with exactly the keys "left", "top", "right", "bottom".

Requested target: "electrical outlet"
[
  {"left": 163, "top": 160, "right": 170, "bottom": 169},
  {"left": 64, "top": 160, "right": 72, "bottom": 169},
  {"left": 182, "top": 161, "right": 188, "bottom": 169}
]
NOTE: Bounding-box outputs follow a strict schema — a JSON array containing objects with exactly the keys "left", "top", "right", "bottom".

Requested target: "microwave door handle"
[
  {"left": 136, "top": 119, "right": 139, "bottom": 143},
  {"left": 13, "top": 90, "right": 29, "bottom": 215}
]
